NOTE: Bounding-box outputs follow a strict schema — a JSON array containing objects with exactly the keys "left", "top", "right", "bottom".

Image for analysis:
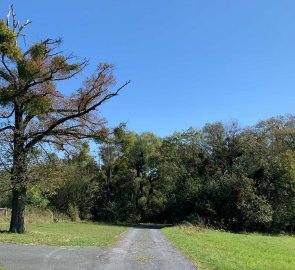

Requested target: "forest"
[{"left": 1, "top": 115, "right": 294, "bottom": 233}]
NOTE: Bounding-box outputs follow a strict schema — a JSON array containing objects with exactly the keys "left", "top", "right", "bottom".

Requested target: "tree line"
[{"left": 2, "top": 115, "right": 294, "bottom": 233}]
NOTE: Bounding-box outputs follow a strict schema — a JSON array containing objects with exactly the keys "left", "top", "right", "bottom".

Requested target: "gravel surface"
[{"left": 0, "top": 228, "right": 196, "bottom": 270}]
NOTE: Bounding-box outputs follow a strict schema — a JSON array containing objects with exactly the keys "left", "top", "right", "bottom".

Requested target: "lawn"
[
  {"left": 163, "top": 226, "right": 295, "bottom": 270},
  {"left": 0, "top": 222, "right": 130, "bottom": 246}
]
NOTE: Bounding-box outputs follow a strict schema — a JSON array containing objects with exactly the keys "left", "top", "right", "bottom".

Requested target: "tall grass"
[{"left": 0, "top": 206, "right": 70, "bottom": 226}]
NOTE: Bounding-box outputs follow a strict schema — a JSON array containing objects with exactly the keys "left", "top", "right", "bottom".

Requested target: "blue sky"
[{"left": 1, "top": 1, "right": 295, "bottom": 136}]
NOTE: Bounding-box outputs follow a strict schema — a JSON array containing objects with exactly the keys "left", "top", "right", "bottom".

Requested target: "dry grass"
[{"left": 0, "top": 207, "right": 70, "bottom": 225}]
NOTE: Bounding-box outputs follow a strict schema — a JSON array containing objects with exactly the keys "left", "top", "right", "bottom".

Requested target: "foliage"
[
  {"left": 89, "top": 116, "right": 295, "bottom": 232},
  {"left": 27, "top": 187, "right": 50, "bottom": 209},
  {"left": 2, "top": 113, "right": 295, "bottom": 232},
  {"left": 91, "top": 130, "right": 163, "bottom": 223},
  {"left": 0, "top": 20, "right": 21, "bottom": 59}
]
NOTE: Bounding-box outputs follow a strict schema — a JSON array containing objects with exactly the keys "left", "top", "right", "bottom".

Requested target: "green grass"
[
  {"left": 0, "top": 222, "right": 130, "bottom": 246},
  {"left": 163, "top": 226, "right": 295, "bottom": 270}
]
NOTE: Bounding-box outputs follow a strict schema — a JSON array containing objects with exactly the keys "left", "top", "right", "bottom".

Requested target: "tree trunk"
[
  {"left": 9, "top": 138, "right": 27, "bottom": 233},
  {"left": 9, "top": 186, "right": 26, "bottom": 233}
]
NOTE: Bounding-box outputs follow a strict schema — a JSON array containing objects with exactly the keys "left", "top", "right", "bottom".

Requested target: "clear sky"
[{"left": 1, "top": 0, "right": 295, "bottom": 136}]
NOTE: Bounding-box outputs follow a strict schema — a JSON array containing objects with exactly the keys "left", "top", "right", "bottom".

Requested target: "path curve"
[{"left": 0, "top": 228, "right": 196, "bottom": 270}]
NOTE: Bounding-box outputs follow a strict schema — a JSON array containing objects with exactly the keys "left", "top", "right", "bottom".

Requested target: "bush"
[
  {"left": 27, "top": 187, "right": 49, "bottom": 209},
  {"left": 68, "top": 204, "right": 80, "bottom": 222}
]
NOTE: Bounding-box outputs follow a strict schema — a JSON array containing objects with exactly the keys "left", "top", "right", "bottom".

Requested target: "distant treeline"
[{"left": 1, "top": 115, "right": 295, "bottom": 232}]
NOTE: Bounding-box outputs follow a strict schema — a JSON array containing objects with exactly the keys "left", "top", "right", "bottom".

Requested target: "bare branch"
[
  {"left": 17, "top": 20, "right": 31, "bottom": 38},
  {"left": 0, "top": 125, "right": 14, "bottom": 133},
  {"left": 0, "top": 109, "right": 14, "bottom": 119},
  {"left": 24, "top": 80, "right": 130, "bottom": 150},
  {"left": 9, "top": 5, "right": 31, "bottom": 38},
  {"left": 6, "top": 6, "right": 11, "bottom": 26},
  {"left": 1, "top": 55, "right": 16, "bottom": 86}
]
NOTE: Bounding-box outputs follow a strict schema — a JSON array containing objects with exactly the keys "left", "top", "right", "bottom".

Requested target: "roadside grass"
[
  {"left": 0, "top": 207, "right": 70, "bottom": 224},
  {"left": 163, "top": 226, "right": 295, "bottom": 270},
  {"left": 0, "top": 222, "right": 130, "bottom": 246}
]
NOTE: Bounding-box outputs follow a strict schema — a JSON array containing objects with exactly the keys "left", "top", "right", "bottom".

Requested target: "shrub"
[{"left": 68, "top": 204, "right": 80, "bottom": 222}]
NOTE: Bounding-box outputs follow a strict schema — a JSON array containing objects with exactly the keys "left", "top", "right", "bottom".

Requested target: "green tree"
[
  {"left": 48, "top": 143, "right": 99, "bottom": 219},
  {"left": 92, "top": 129, "right": 163, "bottom": 222},
  {"left": 157, "top": 128, "right": 203, "bottom": 223}
]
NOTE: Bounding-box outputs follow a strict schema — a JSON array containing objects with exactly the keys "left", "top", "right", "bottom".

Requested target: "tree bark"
[
  {"left": 9, "top": 186, "right": 26, "bottom": 233},
  {"left": 9, "top": 130, "right": 27, "bottom": 233}
]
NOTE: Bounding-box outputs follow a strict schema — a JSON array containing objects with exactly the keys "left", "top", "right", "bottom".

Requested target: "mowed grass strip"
[
  {"left": 0, "top": 222, "right": 130, "bottom": 246},
  {"left": 163, "top": 226, "right": 295, "bottom": 270}
]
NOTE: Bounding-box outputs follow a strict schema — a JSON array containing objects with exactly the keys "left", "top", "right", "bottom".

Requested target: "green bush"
[{"left": 27, "top": 187, "right": 49, "bottom": 209}]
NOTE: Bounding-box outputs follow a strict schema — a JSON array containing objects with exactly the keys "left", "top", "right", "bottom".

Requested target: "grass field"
[
  {"left": 163, "top": 226, "right": 295, "bottom": 270},
  {"left": 0, "top": 222, "right": 130, "bottom": 246}
]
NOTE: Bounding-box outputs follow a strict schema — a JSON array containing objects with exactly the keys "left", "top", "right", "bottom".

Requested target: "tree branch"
[
  {"left": 0, "top": 125, "right": 14, "bottom": 133},
  {"left": 24, "top": 81, "right": 130, "bottom": 150},
  {"left": 1, "top": 55, "right": 16, "bottom": 86},
  {"left": 0, "top": 109, "right": 15, "bottom": 119}
]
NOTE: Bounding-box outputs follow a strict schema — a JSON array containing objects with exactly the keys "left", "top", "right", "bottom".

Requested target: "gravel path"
[{"left": 0, "top": 228, "right": 196, "bottom": 270}]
